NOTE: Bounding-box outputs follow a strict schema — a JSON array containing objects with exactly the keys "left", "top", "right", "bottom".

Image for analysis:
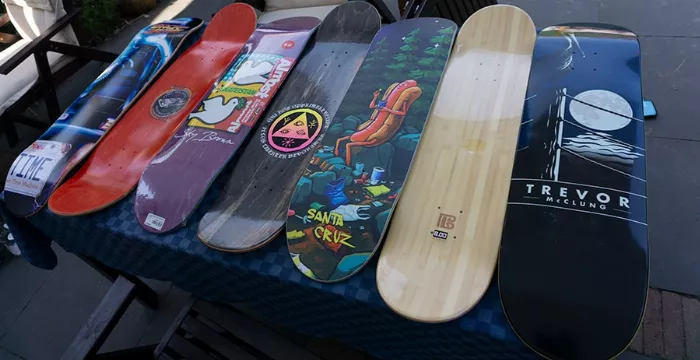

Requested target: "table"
[{"left": 1, "top": 170, "right": 536, "bottom": 359}]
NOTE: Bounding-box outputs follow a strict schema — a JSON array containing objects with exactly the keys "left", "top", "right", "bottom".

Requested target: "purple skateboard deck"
[{"left": 135, "top": 17, "right": 320, "bottom": 233}]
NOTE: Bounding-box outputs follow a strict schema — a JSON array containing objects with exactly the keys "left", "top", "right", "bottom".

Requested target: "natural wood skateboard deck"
[
  {"left": 376, "top": 5, "right": 536, "bottom": 322},
  {"left": 48, "top": 3, "right": 257, "bottom": 216},
  {"left": 285, "top": 18, "right": 457, "bottom": 282},
  {"left": 3, "top": 18, "right": 202, "bottom": 217},
  {"left": 197, "top": 3, "right": 381, "bottom": 252},
  {"left": 498, "top": 24, "right": 647, "bottom": 360},
  {"left": 135, "top": 17, "right": 320, "bottom": 233}
]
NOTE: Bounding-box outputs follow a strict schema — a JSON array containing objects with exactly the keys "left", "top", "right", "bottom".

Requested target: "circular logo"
[
  {"left": 282, "top": 40, "right": 295, "bottom": 49},
  {"left": 262, "top": 104, "right": 329, "bottom": 157},
  {"left": 151, "top": 87, "right": 191, "bottom": 119}
]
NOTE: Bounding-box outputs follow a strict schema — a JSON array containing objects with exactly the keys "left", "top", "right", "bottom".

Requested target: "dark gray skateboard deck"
[
  {"left": 197, "top": 2, "right": 382, "bottom": 252},
  {"left": 285, "top": 18, "right": 457, "bottom": 282},
  {"left": 134, "top": 17, "right": 320, "bottom": 234}
]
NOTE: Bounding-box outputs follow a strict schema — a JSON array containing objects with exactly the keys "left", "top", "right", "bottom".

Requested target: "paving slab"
[
  {"left": 0, "top": 257, "right": 50, "bottom": 340},
  {"left": 683, "top": 296, "right": 700, "bottom": 360},
  {"left": 618, "top": 351, "right": 660, "bottom": 360},
  {"left": 647, "top": 137, "right": 700, "bottom": 295},
  {"left": 0, "top": 347, "right": 24, "bottom": 360},
  {"left": 640, "top": 36, "right": 700, "bottom": 141},
  {"left": 643, "top": 288, "right": 664, "bottom": 358},
  {"left": 661, "top": 291, "right": 685, "bottom": 359},
  {"left": 137, "top": 285, "right": 190, "bottom": 346},
  {"left": 0, "top": 248, "right": 109, "bottom": 360},
  {"left": 99, "top": 279, "right": 173, "bottom": 352},
  {"left": 600, "top": 0, "right": 700, "bottom": 36},
  {"left": 630, "top": 323, "right": 644, "bottom": 353},
  {"left": 499, "top": 0, "right": 599, "bottom": 28}
]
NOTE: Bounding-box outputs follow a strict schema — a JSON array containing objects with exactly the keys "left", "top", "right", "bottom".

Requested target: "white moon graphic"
[{"left": 569, "top": 90, "right": 632, "bottom": 131}]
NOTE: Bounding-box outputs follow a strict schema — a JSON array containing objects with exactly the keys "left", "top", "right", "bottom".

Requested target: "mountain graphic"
[{"left": 562, "top": 132, "right": 643, "bottom": 166}]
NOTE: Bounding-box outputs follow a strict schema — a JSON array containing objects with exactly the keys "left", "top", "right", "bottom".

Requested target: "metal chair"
[{"left": 0, "top": 0, "right": 117, "bottom": 147}]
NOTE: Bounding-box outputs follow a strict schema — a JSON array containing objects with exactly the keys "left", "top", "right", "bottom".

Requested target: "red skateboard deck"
[
  {"left": 3, "top": 18, "right": 202, "bottom": 217},
  {"left": 135, "top": 17, "right": 320, "bottom": 233},
  {"left": 47, "top": 3, "right": 257, "bottom": 216}
]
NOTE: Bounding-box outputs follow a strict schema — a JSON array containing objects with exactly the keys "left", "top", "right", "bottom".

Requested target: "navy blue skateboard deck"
[{"left": 499, "top": 24, "right": 648, "bottom": 360}]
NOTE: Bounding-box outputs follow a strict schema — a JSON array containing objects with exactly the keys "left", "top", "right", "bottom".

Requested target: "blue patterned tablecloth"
[{"left": 1, "top": 164, "right": 536, "bottom": 359}]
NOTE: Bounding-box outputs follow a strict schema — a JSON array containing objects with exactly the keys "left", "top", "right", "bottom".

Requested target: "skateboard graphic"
[
  {"left": 376, "top": 5, "right": 535, "bottom": 323},
  {"left": 3, "top": 18, "right": 203, "bottom": 217},
  {"left": 197, "top": 3, "right": 381, "bottom": 252},
  {"left": 285, "top": 18, "right": 457, "bottom": 282},
  {"left": 498, "top": 24, "right": 647, "bottom": 360},
  {"left": 48, "top": 4, "right": 257, "bottom": 216},
  {"left": 135, "top": 17, "right": 320, "bottom": 234}
]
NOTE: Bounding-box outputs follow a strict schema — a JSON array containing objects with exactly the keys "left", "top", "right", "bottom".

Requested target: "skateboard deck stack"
[
  {"left": 48, "top": 4, "right": 257, "bottom": 216},
  {"left": 135, "top": 17, "right": 320, "bottom": 233},
  {"left": 4, "top": 18, "right": 203, "bottom": 217},
  {"left": 197, "top": 2, "right": 382, "bottom": 252},
  {"left": 376, "top": 5, "right": 536, "bottom": 323},
  {"left": 285, "top": 17, "right": 457, "bottom": 282}
]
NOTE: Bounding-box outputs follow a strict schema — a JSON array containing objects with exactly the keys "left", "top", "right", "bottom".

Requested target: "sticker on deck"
[
  {"left": 4, "top": 140, "right": 71, "bottom": 197},
  {"left": 186, "top": 53, "right": 292, "bottom": 133},
  {"left": 144, "top": 213, "right": 166, "bottom": 231}
]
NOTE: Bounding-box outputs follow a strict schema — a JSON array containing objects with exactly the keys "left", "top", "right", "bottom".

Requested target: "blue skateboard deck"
[
  {"left": 4, "top": 18, "right": 203, "bottom": 217},
  {"left": 498, "top": 24, "right": 648, "bottom": 360}
]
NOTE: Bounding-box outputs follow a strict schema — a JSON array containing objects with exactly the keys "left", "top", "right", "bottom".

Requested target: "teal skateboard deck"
[{"left": 285, "top": 18, "right": 457, "bottom": 282}]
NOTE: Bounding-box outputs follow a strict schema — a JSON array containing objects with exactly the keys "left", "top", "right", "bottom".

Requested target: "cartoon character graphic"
[
  {"left": 334, "top": 80, "right": 422, "bottom": 165},
  {"left": 188, "top": 96, "right": 246, "bottom": 125},
  {"left": 233, "top": 59, "right": 274, "bottom": 85},
  {"left": 187, "top": 56, "right": 277, "bottom": 128}
]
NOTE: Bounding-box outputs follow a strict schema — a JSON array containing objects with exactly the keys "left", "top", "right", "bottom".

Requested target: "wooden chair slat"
[
  {"left": 193, "top": 301, "right": 322, "bottom": 360},
  {"left": 181, "top": 316, "right": 257, "bottom": 360},
  {"left": 169, "top": 333, "right": 217, "bottom": 360}
]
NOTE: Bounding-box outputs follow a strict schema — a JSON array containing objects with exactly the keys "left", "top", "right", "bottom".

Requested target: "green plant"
[{"left": 79, "top": 0, "right": 120, "bottom": 44}]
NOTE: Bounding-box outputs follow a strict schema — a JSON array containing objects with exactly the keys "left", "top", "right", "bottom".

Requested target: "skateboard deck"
[
  {"left": 285, "top": 18, "right": 457, "bottom": 283},
  {"left": 376, "top": 5, "right": 535, "bottom": 323},
  {"left": 197, "top": 3, "right": 381, "bottom": 252},
  {"left": 135, "top": 17, "right": 320, "bottom": 233},
  {"left": 3, "top": 18, "right": 203, "bottom": 217},
  {"left": 498, "top": 24, "right": 647, "bottom": 360},
  {"left": 47, "top": 4, "right": 257, "bottom": 216}
]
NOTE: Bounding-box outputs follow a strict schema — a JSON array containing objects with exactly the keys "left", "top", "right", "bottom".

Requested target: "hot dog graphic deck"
[
  {"left": 376, "top": 5, "right": 535, "bottom": 323},
  {"left": 197, "top": 3, "right": 381, "bottom": 252},
  {"left": 285, "top": 18, "right": 457, "bottom": 282},
  {"left": 498, "top": 24, "right": 647, "bottom": 360},
  {"left": 3, "top": 18, "right": 203, "bottom": 217},
  {"left": 48, "top": 4, "right": 256, "bottom": 216},
  {"left": 135, "top": 17, "right": 320, "bottom": 233}
]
